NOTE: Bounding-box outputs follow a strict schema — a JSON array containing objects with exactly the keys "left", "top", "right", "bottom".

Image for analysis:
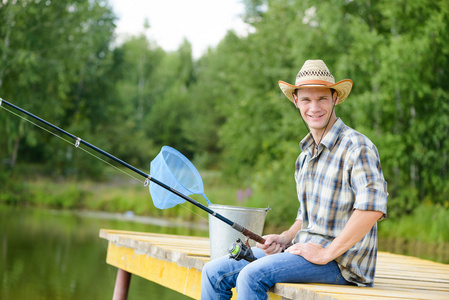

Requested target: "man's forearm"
[
  {"left": 323, "top": 209, "right": 383, "bottom": 262},
  {"left": 280, "top": 219, "right": 302, "bottom": 247}
]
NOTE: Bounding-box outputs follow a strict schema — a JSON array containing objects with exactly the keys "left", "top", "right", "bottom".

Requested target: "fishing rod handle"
[
  {"left": 243, "top": 228, "right": 266, "bottom": 244},
  {"left": 231, "top": 223, "right": 266, "bottom": 244}
]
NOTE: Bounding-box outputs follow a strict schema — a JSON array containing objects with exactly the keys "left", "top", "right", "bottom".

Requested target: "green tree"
[
  {"left": 107, "top": 34, "right": 164, "bottom": 167},
  {"left": 0, "top": 0, "right": 117, "bottom": 176},
  {"left": 145, "top": 39, "right": 196, "bottom": 157}
]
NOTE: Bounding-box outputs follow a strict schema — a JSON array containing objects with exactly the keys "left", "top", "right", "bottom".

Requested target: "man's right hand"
[
  {"left": 256, "top": 234, "right": 289, "bottom": 255},
  {"left": 256, "top": 219, "right": 302, "bottom": 255}
]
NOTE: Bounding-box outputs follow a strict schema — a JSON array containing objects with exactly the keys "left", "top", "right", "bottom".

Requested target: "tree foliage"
[{"left": 0, "top": 0, "right": 117, "bottom": 175}]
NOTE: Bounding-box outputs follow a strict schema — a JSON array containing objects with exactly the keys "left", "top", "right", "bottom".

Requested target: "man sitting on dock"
[{"left": 201, "top": 59, "right": 388, "bottom": 299}]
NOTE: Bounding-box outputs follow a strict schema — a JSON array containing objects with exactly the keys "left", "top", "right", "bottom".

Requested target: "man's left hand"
[{"left": 285, "top": 242, "right": 331, "bottom": 265}]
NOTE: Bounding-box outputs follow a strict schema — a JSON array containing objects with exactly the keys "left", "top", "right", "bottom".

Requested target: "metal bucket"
[{"left": 208, "top": 204, "right": 269, "bottom": 260}]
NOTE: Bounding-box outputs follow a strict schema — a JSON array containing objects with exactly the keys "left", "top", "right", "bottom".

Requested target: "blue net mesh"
[{"left": 149, "top": 146, "right": 211, "bottom": 209}]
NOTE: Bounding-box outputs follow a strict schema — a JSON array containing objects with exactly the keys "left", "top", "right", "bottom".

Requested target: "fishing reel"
[{"left": 228, "top": 238, "right": 256, "bottom": 262}]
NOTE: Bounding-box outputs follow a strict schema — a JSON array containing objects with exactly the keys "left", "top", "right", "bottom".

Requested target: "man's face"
[{"left": 293, "top": 87, "right": 337, "bottom": 132}]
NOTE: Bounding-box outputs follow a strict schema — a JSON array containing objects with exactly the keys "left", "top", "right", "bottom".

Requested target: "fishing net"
[{"left": 149, "top": 146, "right": 211, "bottom": 209}]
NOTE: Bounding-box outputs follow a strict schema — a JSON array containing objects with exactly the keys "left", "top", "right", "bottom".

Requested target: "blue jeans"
[{"left": 201, "top": 247, "right": 352, "bottom": 300}]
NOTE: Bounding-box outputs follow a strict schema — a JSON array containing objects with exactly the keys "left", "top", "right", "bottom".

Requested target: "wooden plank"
[
  {"left": 276, "top": 283, "right": 449, "bottom": 300},
  {"left": 101, "top": 230, "right": 211, "bottom": 257},
  {"left": 100, "top": 229, "right": 449, "bottom": 300}
]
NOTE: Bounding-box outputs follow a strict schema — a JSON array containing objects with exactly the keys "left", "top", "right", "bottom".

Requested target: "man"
[{"left": 201, "top": 59, "right": 388, "bottom": 300}]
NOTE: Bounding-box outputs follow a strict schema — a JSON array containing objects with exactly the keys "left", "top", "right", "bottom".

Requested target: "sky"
[{"left": 109, "top": 0, "right": 252, "bottom": 58}]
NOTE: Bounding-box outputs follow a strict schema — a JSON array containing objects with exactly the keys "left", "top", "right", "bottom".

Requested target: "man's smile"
[{"left": 307, "top": 114, "right": 325, "bottom": 119}]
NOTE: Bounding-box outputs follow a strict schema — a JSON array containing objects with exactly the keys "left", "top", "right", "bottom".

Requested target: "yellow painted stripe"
[{"left": 107, "top": 242, "right": 202, "bottom": 299}]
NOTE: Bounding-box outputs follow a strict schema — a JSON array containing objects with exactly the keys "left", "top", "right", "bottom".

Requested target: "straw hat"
[{"left": 278, "top": 60, "right": 353, "bottom": 105}]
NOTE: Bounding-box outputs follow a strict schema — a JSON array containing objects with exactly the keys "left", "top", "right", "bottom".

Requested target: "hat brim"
[{"left": 278, "top": 79, "right": 353, "bottom": 105}]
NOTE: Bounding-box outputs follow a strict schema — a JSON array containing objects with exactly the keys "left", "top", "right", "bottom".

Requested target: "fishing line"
[
  {"left": 0, "top": 105, "right": 143, "bottom": 184},
  {"left": 179, "top": 203, "right": 208, "bottom": 222}
]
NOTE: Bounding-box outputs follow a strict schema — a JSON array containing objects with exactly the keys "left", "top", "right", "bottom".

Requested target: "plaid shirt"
[{"left": 294, "top": 118, "right": 388, "bottom": 287}]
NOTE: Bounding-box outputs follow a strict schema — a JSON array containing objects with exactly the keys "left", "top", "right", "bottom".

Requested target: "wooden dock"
[{"left": 100, "top": 229, "right": 449, "bottom": 300}]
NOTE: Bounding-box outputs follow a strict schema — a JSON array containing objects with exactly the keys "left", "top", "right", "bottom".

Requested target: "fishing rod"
[{"left": 0, "top": 98, "right": 264, "bottom": 261}]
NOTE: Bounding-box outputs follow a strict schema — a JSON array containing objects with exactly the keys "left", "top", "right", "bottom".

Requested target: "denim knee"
[{"left": 236, "top": 263, "right": 270, "bottom": 296}]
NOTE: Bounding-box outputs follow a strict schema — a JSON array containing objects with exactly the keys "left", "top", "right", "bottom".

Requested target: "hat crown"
[{"left": 295, "top": 60, "right": 335, "bottom": 85}]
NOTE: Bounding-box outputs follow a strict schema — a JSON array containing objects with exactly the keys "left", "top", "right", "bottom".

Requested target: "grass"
[
  {"left": 8, "top": 168, "right": 244, "bottom": 223},
  {"left": 2, "top": 167, "right": 449, "bottom": 247},
  {"left": 378, "top": 202, "right": 449, "bottom": 243}
]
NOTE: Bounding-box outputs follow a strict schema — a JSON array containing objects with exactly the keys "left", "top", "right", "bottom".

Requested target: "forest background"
[{"left": 1, "top": 0, "right": 448, "bottom": 245}]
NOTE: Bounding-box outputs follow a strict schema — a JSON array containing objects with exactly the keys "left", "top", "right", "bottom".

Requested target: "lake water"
[
  {"left": 1, "top": 205, "right": 447, "bottom": 300},
  {"left": 0, "top": 205, "right": 208, "bottom": 300}
]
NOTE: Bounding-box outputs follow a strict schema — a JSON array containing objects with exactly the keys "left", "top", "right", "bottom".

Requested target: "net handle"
[{"left": 202, "top": 193, "right": 212, "bottom": 205}]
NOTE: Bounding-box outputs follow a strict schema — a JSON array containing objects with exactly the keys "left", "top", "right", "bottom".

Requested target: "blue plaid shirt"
[{"left": 294, "top": 118, "right": 388, "bottom": 286}]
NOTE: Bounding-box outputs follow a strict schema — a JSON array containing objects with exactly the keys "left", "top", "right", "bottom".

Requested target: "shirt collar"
[{"left": 300, "top": 118, "right": 345, "bottom": 153}]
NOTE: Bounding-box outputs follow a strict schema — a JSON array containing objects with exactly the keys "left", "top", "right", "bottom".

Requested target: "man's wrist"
[
  {"left": 280, "top": 231, "right": 294, "bottom": 247},
  {"left": 321, "top": 248, "right": 335, "bottom": 264}
]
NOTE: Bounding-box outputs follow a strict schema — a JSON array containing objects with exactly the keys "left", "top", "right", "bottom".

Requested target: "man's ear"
[{"left": 333, "top": 91, "right": 339, "bottom": 105}]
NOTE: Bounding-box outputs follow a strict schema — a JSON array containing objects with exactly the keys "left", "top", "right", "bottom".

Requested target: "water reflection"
[{"left": 0, "top": 205, "right": 208, "bottom": 300}]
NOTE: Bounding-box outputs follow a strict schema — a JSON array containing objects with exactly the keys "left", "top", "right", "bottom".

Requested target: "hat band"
[{"left": 295, "top": 79, "right": 334, "bottom": 87}]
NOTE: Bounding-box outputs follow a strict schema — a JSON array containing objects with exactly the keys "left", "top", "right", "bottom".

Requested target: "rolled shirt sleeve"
[{"left": 349, "top": 144, "right": 388, "bottom": 220}]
